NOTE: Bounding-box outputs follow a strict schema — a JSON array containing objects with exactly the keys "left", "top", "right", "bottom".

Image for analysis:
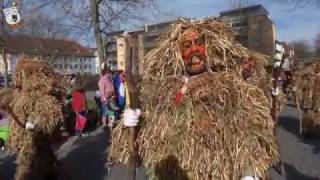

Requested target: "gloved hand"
[
  {"left": 123, "top": 108, "right": 141, "bottom": 127},
  {"left": 272, "top": 87, "right": 280, "bottom": 96},
  {"left": 292, "top": 86, "right": 297, "bottom": 92},
  {"left": 181, "top": 85, "right": 188, "bottom": 94},
  {"left": 25, "top": 122, "right": 35, "bottom": 130}
]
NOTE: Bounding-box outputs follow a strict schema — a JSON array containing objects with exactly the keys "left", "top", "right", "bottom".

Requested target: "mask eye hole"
[
  {"left": 196, "top": 37, "right": 204, "bottom": 46},
  {"left": 183, "top": 42, "right": 192, "bottom": 49}
]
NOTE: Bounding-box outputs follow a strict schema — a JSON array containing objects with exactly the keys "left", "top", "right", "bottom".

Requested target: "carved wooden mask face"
[
  {"left": 180, "top": 30, "right": 206, "bottom": 76},
  {"left": 242, "top": 57, "right": 255, "bottom": 79}
]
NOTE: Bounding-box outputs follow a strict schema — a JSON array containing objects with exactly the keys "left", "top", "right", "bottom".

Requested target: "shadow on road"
[
  {"left": 278, "top": 115, "right": 301, "bottom": 136},
  {"left": 0, "top": 154, "right": 16, "bottom": 180},
  {"left": 58, "top": 128, "right": 110, "bottom": 180},
  {"left": 154, "top": 155, "right": 189, "bottom": 180},
  {"left": 284, "top": 163, "right": 319, "bottom": 180},
  {"left": 278, "top": 115, "right": 320, "bottom": 154}
]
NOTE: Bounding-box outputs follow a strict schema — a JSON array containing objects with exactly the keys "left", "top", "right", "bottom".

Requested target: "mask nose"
[{"left": 190, "top": 43, "right": 198, "bottom": 53}]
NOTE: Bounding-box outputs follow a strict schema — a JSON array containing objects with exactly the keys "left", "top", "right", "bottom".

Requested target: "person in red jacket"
[{"left": 71, "top": 81, "right": 87, "bottom": 137}]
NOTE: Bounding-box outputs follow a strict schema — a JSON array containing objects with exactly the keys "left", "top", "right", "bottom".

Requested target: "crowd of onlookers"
[
  {"left": 64, "top": 68, "right": 128, "bottom": 137},
  {"left": 0, "top": 67, "right": 128, "bottom": 149}
]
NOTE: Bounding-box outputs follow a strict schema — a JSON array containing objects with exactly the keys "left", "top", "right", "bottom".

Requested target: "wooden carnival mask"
[
  {"left": 180, "top": 29, "right": 206, "bottom": 76},
  {"left": 242, "top": 57, "right": 255, "bottom": 80}
]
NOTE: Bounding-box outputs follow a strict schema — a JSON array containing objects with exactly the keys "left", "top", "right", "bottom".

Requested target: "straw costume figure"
[
  {"left": 0, "top": 59, "right": 65, "bottom": 180},
  {"left": 301, "top": 61, "right": 320, "bottom": 137},
  {"left": 241, "top": 52, "right": 271, "bottom": 99},
  {"left": 112, "top": 18, "right": 279, "bottom": 180}
]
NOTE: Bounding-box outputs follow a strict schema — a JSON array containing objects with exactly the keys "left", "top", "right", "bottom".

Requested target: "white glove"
[
  {"left": 292, "top": 86, "right": 297, "bottom": 92},
  {"left": 240, "top": 176, "right": 259, "bottom": 180},
  {"left": 273, "top": 60, "right": 281, "bottom": 67},
  {"left": 123, "top": 108, "right": 141, "bottom": 127},
  {"left": 272, "top": 87, "right": 280, "bottom": 96},
  {"left": 181, "top": 76, "right": 189, "bottom": 84},
  {"left": 25, "top": 122, "right": 35, "bottom": 130},
  {"left": 181, "top": 85, "right": 188, "bottom": 94}
]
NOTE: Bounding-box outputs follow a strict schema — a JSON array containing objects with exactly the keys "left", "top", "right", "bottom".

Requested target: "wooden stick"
[
  {"left": 127, "top": 127, "right": 136, "bottom": 180},
  {"left": 294, "top": 93, "right": 303, "bottom": 135},
  {"left": 6, "top": 106, "right": 25, "bottom": 129},
  {"left": 125, "top": 35, "right": 140, "bottom": 180}
]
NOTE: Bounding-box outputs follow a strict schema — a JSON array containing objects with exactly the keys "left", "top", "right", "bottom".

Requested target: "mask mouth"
[
  {"left": 242, "top": 69, "right": 252, "bottom": 80},
  {"left": 189, "top": 56, "right": 202, "bottom": 65},
  {"left": 186, "top": 53, "right": 205, "bottom": 66},
  {"left": 184, "top": 52, "right": 206, "bottom": 75}
]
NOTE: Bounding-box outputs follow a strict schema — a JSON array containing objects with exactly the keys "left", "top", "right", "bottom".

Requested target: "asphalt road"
[
  {"left": 1, "top": 104, "right": 320, "bottom": 180},
  {"left": 275, "top": 104, "right": 320, "bottom": 180}
]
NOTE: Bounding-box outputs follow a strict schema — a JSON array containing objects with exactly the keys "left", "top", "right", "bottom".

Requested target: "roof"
[
  {"left": 105, "top": 20, "right": 176, "bottom": 38},
  {"left": 4, "top": 35, "right": 94, "bottom": 57},
  {"left": 220, "top": 4, "right": 269, "bottom": 16}
]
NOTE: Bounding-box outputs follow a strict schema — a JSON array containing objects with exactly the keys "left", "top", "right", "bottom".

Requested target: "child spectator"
[{"left": 71, "top": 81, "right": 87, "bottom": 137}]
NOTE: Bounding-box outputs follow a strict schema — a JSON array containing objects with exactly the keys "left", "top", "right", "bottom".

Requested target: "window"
[
  {"left": 54, "top": 64, "right": 57, "bottom": 68},
  {"left": 74, "top": 64, "right": 78, "bottom": 69},
  {"left": 59, "top": 64, "right": 62, "bottom": 69},
  {"left": 84, "top": 64, "right": 87, "bottom": 69},
  {"left": 88, "top": 65, "right": 91, "bottom": 69},
  {"left": 70, "top": 65, "right": 73, "bottom": 69}
]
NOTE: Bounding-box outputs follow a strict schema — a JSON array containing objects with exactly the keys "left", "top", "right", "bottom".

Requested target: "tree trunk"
[
  {"left": 90, "top": 0, "right": 105, "bottom": 71},
  {"left": 1, "top": 0, "right": 8, "bottom": 87},
  {"left": 1, "top": 48, "right": 8, "bottom": 87}
]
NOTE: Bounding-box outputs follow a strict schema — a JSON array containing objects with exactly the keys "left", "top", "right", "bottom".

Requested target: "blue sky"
[{"left": 139, "top": 0, "right": 320, "bottom": 44}]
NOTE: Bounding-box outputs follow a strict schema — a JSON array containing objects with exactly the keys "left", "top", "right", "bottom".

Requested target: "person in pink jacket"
[{"left": 98, "top": 68, "right": 115, "bottom": 127}]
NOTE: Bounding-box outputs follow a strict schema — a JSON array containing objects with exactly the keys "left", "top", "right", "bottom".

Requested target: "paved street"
[
  {"left": 1, "top": 104, "right": 320, "bottom": 180},
  {"left": 275, "top": 104, "right": 320, "bottom": 180}
]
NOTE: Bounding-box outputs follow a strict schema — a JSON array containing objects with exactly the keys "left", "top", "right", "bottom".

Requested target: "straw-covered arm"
[
  {"left": 6, "top": 106, "right": 26, "bottom": 129},
  {"left": 0, "top": 88, "right": 26, "bottom": 129}
]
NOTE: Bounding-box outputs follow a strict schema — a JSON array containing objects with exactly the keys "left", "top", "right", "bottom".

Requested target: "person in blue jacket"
[{"left": 112, "top": 70, "right": 126, "bottom": 119}]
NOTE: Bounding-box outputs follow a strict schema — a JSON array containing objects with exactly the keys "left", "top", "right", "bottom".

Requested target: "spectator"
[
  {"left": 0, "top": 112, "right": 9, "bottom": 150},
  {"left": 106, "top": 95, "right": 120, "bottom": 127},
  {"left": 112, "top": 71, "right": 126, "bottom": 109},
  {"left": 63, "top": 74, "right": 77, "bottom": 136},
  {"left": 98, "top": 68, "right": 115, "bottom": 127},
  {"left": 94, "top": 90, "right": 102, "bottom": 118},
  {"left": 71, "top": 81, "right": 88, "bottom": 137}
]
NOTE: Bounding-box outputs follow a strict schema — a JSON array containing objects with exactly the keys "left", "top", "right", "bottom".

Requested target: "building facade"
[
  {"left": 104, "top": 21, "right": 174, "bottom": 72},
  {"left": 220, "top": 4, "right": 276, "bottom": 56},
  {"left": 0, "top": 35, "right": 97, "bottom": 76}
]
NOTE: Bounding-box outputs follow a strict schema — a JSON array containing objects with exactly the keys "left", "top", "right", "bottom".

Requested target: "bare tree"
[
  {"left": 0, "top": 0, "right": 8, "bottom": 87},
  {"left": 63, "top": 0, "right": 157, "bottom": 68},
  {"left": 12, "top": 12, "right": 71, "bottom": 38},
  {"left": 11, "top": 0, "right": 158, "bottom": 63},
  {"left": 289, "top": 40, "right": 312, "bottom": 58},
  {"left": 22, "top": 0, "right": 158, "bottom": 68}
]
